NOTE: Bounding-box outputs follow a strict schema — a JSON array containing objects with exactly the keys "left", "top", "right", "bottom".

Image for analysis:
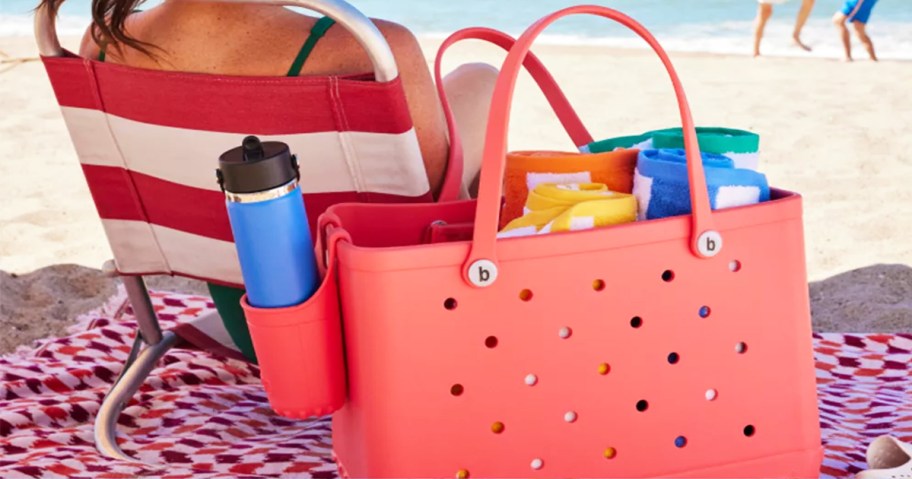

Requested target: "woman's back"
[{"left": 76, "top": 2, "right": 449, "bottom": 192}]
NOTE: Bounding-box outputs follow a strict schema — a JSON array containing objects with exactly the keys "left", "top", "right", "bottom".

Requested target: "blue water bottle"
[{"left": 217, "top": 136, "right": 319, "bottom": 308}]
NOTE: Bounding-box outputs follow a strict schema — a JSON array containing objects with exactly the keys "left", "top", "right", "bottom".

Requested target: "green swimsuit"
[{"left": 101, "top": 16, "right": 337, "bottom": 362}]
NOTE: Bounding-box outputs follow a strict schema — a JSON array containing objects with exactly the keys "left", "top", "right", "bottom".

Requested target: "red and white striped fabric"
[{"left": 42, "top": 54, "right": 438, "bottom": 287}]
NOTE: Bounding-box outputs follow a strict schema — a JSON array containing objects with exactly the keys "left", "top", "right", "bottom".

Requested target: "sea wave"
[
  {"left": 426, "top": 19, "right": 912, "bottom": 61},
  {"left": 1, "top": 13, "right": 89, "bottom": 37},
  {"left": 6, "top": 13, "right": 911, "bottom": 60}
]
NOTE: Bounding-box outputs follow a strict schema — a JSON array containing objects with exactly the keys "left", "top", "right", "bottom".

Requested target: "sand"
[{"left": 1, "top": 34, "right": 910, "bottom": 353}]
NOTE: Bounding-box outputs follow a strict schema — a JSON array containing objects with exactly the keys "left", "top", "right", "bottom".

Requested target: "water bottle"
[{"left": 217, "top": 136, "right": 319, "bottom": 308}]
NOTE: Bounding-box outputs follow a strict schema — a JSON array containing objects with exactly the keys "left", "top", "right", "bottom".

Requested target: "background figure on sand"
[
  {"left": 833, "top": 0, "right": 879, "bottom": 61},
  {"left": 753, "top": 0, "right": 816, "bottom": 57}
]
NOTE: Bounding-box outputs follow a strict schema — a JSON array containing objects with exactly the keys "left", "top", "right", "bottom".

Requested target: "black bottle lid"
[{"left": 217, "top": 136, "right": 298, "bottom": 194}]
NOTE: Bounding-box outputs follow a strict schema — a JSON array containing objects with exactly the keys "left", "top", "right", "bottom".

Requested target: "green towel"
[{"left": 585, "top": 127, "right": 760, "bottom": 170}]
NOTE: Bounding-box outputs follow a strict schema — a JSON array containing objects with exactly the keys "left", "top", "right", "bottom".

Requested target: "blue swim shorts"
[{"left": 841, "top": 0, "right": 879, "bottom": 24}]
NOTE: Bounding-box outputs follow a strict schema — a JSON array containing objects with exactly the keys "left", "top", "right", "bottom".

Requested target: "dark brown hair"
[{"left": 38, "top": 0, "right": 157, "bottom": 56}]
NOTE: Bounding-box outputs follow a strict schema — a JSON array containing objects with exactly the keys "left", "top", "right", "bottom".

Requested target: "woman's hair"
[{"left": 38, "top": 0, "right": 156, "bottom": 56}]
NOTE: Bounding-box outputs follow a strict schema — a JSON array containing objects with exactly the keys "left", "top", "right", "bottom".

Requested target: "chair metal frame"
[{"left": 34, "top": 0, "right": 399, "bottom": 462}]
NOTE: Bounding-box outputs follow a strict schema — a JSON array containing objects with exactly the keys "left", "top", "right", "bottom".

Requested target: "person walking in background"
[
  {"left": 833, "top": 0, "right": 879, "bottom": 61},
  {"left": 753, "top": 0, "right": 816, "bottom": 57}
]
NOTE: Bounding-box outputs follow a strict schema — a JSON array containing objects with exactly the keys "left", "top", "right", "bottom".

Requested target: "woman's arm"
[{"left": 373, "top": 20, "right": 450, "bottom": 196}]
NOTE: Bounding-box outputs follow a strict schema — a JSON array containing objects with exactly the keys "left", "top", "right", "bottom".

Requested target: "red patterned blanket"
[{"left": 1, "top": 290, "right": 909, "bottom": 478}]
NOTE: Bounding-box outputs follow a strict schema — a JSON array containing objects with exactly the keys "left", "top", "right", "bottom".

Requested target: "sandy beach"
[{"left": 1, "top": 34, "right": 910, "bottom": 353}]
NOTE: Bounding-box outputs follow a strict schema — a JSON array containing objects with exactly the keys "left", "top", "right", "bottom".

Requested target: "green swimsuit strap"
[{"left": 286, "top": 16, "right": 337, "bottom": 76}]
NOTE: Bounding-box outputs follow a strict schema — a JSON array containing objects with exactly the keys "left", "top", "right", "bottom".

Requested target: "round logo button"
[
  {"left": 467, "top": 259, "right": 498, "bottom": 287},
  {"left": 697, "top": 230, "right": 723, "bottom": 257}
]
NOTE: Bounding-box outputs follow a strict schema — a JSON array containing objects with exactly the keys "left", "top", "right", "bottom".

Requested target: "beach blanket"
[{"left": 1, "top": 290, "right": 910, "bottom": 478}]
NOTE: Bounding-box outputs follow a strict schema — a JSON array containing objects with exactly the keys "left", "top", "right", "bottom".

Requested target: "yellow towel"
[
  {"left": 502, "top": 149, "right": 638, "bottom": 229},
  {"left": 499, "top": 183, "right": 638, "bottom": 238}
]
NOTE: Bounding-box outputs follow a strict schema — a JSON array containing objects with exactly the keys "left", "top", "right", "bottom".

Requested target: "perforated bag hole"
[
  {"left": 519, "top": 289, "right": 534, "bottom": 302},
  {"left": 444, "top": 298, "right": 458, "bottom": 310},
  {"left": 662, "top": 270, "right": 675, "bottom": 282},
  {"left": 485, "top": 336, "right": 498, "bottom": 348},
  {"left": 636, "top": 400, "right": 649, "bottom": 412},
  {"left": 450, "top": 384, "right": 464, "bottom": 396}
]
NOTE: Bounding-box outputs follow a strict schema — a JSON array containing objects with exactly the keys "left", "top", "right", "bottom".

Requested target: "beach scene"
[{"left": 1, "top": 0, "right": 910, "bottom": 476}]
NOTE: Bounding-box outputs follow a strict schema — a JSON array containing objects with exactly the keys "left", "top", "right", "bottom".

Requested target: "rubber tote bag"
[{"left": 256, "top": 6, "right": 823, "bottom": 478}]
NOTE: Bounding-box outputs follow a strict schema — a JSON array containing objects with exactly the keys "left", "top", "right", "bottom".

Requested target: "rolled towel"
[
  {"left": 581, "top": 133, "right": 653, "bottom": 153},
  {"left": 634, "top": 148, "right": 770, "bottom": 221},
  {"left": 502, "top": 150, "right": 637, "bottom": 228},
  {"left": 499, "top": 183, "right": 637, "bottom": 238},
  {"left": 586, "top": 127, "right": 761, "bottom": 171},
  {"left": 651, "top": 127, "right": 760, "bottom": 171}
]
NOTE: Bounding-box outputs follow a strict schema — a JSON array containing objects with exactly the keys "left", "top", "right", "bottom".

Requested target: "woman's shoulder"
[
  {"left": 321, "top": 16, "right": 421, "bottom": 54},
  {"left": 371, "top": 18, "right": 420, "bottom": 44},
  {"left": 306, "top": 15, "right": 424, "bottom": 75},
  {"left": 367, "top": 18, "right": 424, "bottom": 64},
  {"left": 78, "top": 24, "right": 100, "bottom": 59}
]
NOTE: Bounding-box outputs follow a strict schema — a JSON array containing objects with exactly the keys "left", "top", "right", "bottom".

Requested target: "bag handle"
[
  {"left": 462, "top": 5, "right": 720, "bottom": 288},
  {"left": 434, "top": 27, "right": 594, "bottom": 154},
  {"left": 434, "top": 27, "right": 596, "bottom": 201}
]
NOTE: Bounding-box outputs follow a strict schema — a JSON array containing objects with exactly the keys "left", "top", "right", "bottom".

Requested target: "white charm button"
[
  {"left": 697, "top": 230, "right": 723, "bottom": 257},
  {"left": 468, "top": 259, "right": 498, "bottom": 287}
]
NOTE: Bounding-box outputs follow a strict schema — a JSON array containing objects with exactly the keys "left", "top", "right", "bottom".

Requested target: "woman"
[
  {"left": 38, "top": 0, "right": 495, "bottom": 361},
  {"left": 753, "top": 0, "right": 816, "bottom": 57}
]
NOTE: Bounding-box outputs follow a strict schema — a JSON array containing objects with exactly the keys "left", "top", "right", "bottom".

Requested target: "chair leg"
[
  {"left": 122, "top": 275, "right": 163, "bottom": 345},
  {"left": 94, "top": 271, "right": 172, "bottom": 462},
  {"left": 95, "top": 330, "right": 178, "bottom": 462}
]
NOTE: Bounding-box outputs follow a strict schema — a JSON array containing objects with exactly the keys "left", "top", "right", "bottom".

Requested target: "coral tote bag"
[{"left": 249, "top": 6, "right": 823, "bottom": 478}]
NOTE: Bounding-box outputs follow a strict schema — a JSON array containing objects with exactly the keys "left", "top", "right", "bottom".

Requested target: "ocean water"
[{"left": 4, "top": 0, "right": 911, "bottom": 59}]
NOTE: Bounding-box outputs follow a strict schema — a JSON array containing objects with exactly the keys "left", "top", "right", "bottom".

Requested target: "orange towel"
[{"left": 502, "top": 149, "right": 638, "bottom": 228}]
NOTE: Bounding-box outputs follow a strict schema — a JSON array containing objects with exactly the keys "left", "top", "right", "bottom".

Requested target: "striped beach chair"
[{"left": 35, "top": 0, "right": 463, "bottom": 462}]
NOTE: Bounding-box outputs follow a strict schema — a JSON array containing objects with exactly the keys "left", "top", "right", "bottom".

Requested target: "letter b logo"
[
  {"left": 697, "top": 231, "right": 723, "bottom": 258},
  {"left": 478, "top": 266, "right": 490, "bottom": 283},
  {"left": 706, "top": 237, "right": 716, "bottom": 252},
  {"left": 468, "top": 259, "right": 499, "bottom": 287}
]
